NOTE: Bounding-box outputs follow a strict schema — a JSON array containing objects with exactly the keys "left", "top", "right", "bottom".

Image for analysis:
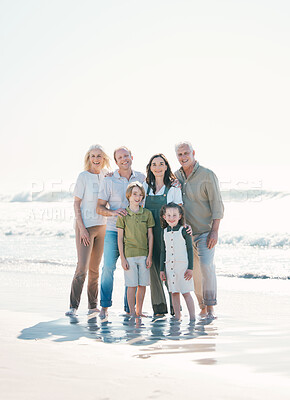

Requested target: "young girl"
[{"left": 160, "top": 202, "right": 195, "bottom": 321}]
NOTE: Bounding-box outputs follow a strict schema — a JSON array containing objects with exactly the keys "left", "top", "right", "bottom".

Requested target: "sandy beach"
[{"left": 1, "top": 266, "right": 290, "bottom": 400}]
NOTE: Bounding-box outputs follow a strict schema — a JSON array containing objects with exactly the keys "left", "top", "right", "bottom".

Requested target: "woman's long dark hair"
[{"left": 146, "top": 153, "right": 176, "bottom": 194}]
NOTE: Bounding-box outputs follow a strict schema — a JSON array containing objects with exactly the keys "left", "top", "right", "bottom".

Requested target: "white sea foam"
[
  {"left": 1, "top": 191, "right": 289, "bottom": 280},
  {"left": 1, "top": 189, "right": 289, "bottom": 203},
  {"left": 220, "top": 232, "right": 290, "bottom": 248},
  {"left": 1, "top": 227, "right": 289, "bottom": 249}
]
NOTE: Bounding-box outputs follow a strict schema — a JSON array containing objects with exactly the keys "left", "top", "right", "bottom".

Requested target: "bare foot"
[
  {"left": 171, "top": 316, "right": 181, "bottom": 322},
  {"left": 199, "top": 307, "right": 208, "bottom": 318},
  {"left": 99, "top": 307, "right": 108, "bottom": 320},
  {"left": 88, "top": 308, "right": 100, "bottom": 315},
  {"left": 207, "top": 306, "right": 216, "bottom": 319},
  {"left": 136, "top": 312, "right": 149, "bottom": 318}
]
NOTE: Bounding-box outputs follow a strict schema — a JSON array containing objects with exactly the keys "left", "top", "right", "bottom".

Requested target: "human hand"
[
  {"left": 184, "top": 224, "right": 192, "bottom": 235},
  {"left": 80, "top": 227, "right": 90, "bottom": 246},
  {"left": 146, "top": 257, "right": 152, "bottom": 269},
  {"left": 172, "top": 179, "right": 181, "bottom": 189},
  {"left": 113, "top": 208, "right": 128, "bottom": 217},
  {"left": 160, "top": 271, "right": 166, "bottom": 281},
  {"left": 121, "top": 257, "right": 129, "bottom": 270},
  {"left": 184, "top": 269, "right": 193, "bottom": 280},
  {"left": 104, "top": 171, "right": 113, "bottom": 177},
  {"left": 207, "top": 230, "right": 218, "bottom": 249}
]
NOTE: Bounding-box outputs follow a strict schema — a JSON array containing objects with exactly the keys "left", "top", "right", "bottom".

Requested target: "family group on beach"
[{"left": 65, "top": 142, "right": 224, "bottom": 322}]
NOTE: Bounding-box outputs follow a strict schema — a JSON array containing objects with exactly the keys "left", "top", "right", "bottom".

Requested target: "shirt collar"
[
  {"left": 126, "top": 206, "right": 144, "bottom": 215},
  {"left": 179, "top": 161, "right": 199, "bottom": 180},
  {"left": 166, "top": 223, "right": 182, "bottom": 232},
  {"left": 113, "top": 169, "right": 136, "bottom": 179}
]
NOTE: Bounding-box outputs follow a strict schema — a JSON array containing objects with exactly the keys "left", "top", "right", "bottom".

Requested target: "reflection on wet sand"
[{"left": 18, "top": 313, "right": 218, "bottom": 354}]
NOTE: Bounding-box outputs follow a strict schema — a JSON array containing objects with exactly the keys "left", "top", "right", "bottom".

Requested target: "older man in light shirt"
[
  {"left": 97, "top": 147, "right": 145, "bottom": 319},
  {"left": 175, "top": 141, "right": 224, "bottom": 318}
]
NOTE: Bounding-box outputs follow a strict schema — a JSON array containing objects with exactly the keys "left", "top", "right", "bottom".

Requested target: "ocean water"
[{"left": 0, "top": 189, "right": 289, "bottom": 280}]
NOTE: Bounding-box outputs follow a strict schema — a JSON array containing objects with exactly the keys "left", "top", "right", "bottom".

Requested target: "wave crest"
[
  {"left": 1, "top": 189, "right": 289, "bottom": 203},
  {"left": 220, "top": 232, "right": 290, "bottom": 248}
]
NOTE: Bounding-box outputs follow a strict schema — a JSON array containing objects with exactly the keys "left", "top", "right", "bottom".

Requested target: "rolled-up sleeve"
[
  {"left": 116, "top": 215, "right": 125, "bottom": 229},
  {"left": 206, "top": 172, "right": 224, "bottom": 219},
  {"left": 73, "top": 173, "right": 85, "bottom": 199},
  {"left": 98, "top": 178, "right": 110, "bottom": 202}
]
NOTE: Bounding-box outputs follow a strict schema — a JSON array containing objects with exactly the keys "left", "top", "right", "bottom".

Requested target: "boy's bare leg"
[
  {"left": 127, "top": 287, "right": 137, "bottom": 316},
  {"left": 183, "top": 292, "right": 195, "bottom": 320},
  {"left": 171, "top": 293, "right": 181, "bottom": 320},
  {"left": 136, "top": 285, "right": 146, "bottom": 316}
]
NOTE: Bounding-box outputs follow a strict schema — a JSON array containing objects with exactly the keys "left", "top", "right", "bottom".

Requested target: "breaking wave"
[
  {"left": 2, "top": 227, "right": 289, "bottom": 249},
  {"left": 219, "top": 273, "right": 290, "bottom": 280},
  {"left": 1, "top": 189, "right": 289, "bottom": 203},
  {"left": 219, "top": 232, "right": 290, "bottom": 248}
]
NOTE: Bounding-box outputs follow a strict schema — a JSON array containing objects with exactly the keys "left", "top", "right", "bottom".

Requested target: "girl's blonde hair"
[{"left": 84, "top": 144, "right": 111, "bottom": 171}]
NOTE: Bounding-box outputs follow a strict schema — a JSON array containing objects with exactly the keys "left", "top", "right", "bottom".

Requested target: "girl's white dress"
[{"left": 163, "top": 226, "right": 194, "bottom": 294}]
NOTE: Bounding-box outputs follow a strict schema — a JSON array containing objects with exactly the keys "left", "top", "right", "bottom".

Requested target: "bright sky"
[{"left": 1, "top": 0, "right": 289, "bottom": 194}]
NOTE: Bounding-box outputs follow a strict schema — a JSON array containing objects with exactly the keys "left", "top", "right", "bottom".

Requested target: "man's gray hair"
[{"left": 175, "top": 141, "right": 194, "bottom": 154}]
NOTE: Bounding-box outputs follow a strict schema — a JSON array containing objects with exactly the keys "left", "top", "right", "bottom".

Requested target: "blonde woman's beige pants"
[{"left": 69, "top": 225, "right": 106, "bottom": 310}]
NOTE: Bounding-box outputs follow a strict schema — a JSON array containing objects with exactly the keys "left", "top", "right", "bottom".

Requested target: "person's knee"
[
  {"left": 88, "top": 269, "right": 99, "bottom": 279},
  {"left": 199, "top": 260, "right": 215, "bottom": 274},
  {"left": 74, "top": 271, "right": 87, "bottom": 282},
  {"left": 102, "top": 263, "right": 116, "bottom": 274}
]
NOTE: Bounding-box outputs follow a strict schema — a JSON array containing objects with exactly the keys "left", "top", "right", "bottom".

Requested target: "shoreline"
[{"left": 1, "top": 269, "right": 290, "bottom": 399}]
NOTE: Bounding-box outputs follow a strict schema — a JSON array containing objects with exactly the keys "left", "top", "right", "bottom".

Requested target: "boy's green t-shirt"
[{"left": 116, "top": 206, "right": 155, "bottom": 258}]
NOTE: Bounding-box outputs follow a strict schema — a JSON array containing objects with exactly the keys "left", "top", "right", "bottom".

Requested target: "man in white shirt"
[{"left": 97, "top": 147, "right": 145, "bottom": 319}]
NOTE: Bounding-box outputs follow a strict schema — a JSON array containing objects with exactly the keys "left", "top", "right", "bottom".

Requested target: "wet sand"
[{"left": 1, "top": 268, "right": 290, "bottom": 399}]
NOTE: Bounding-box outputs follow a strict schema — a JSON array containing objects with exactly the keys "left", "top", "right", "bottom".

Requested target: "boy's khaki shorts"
[{"left": 124, "top": 256, "right": 150, "bottom": 287}]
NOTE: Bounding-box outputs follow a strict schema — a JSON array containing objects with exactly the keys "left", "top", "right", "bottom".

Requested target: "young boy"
[{"left": 116, "top": 182, "right": 155, "bottom": 317}]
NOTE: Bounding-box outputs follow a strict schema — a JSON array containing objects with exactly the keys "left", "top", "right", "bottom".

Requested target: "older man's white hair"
[{"left": 175, "top": 141, "right": 194, "bottom": 154}]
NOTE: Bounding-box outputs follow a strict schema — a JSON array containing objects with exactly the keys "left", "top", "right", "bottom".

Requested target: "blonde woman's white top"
[
  {"left": 143, "top": 182, "right": 183, "bottom": 205},
  {"left": 73, "top": 170, "right": 107, "bottom": 228}
]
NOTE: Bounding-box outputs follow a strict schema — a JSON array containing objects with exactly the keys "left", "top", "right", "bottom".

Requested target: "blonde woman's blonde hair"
[{"left": 84, "top": 144, "right": 111, "bottom": 171}]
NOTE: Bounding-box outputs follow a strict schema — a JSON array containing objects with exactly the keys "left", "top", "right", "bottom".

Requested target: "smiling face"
[
  {"left": 163, "top": 207, "right": 181, "bottom": 228},
  {"left": 89, "top": 149, "right": 104, "bottom": 172},
  {"left": 128, "top": 186, "right": 144, "bottom": 207},
  {"left": 115, "top": 148, "right": 133, "bottom": 172},
  {"left": 150, "top": 156, "right": 168, "bottom": 179},
  {"left": 176, "top": 144, "right": 195, "bottom": 170}
]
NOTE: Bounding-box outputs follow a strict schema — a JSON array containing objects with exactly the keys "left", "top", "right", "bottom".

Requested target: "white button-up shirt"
[{"left": 98, "top": 169, "right": 145, "bottom": 232}]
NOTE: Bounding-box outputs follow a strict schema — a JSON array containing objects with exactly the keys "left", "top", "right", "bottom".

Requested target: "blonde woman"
[{"left": 65, "top": 145, "right": 110, "bottom": 317}]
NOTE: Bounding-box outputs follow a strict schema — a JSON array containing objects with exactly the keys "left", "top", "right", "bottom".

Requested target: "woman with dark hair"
[{"left": 143, "top": 153, "right": 183, "bottom": 317}]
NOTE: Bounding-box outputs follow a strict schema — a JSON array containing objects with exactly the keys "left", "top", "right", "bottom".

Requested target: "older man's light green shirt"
[{"left": 175, "top": 162, "right": 224, "bottom": 235}]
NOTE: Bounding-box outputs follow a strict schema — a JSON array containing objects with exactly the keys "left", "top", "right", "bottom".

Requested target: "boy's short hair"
[
  {"left": 160, "top": 202, "right": 185, "bottom": 228},
  {"left": 126, "top": 181, "right": 145, "bottom": 201}
]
